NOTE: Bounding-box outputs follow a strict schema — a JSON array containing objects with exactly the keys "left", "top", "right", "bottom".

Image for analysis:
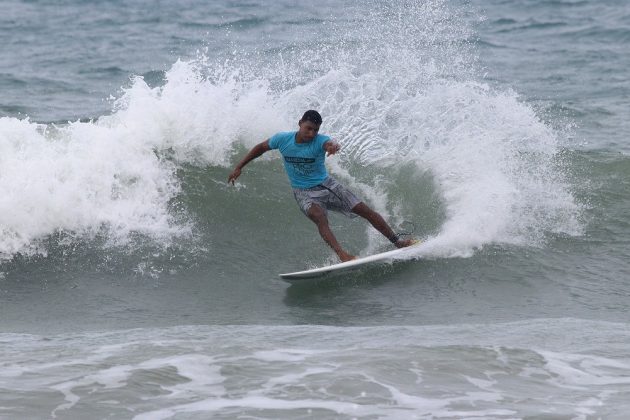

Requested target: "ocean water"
[{"left": 1, "top": 0, "right": 629, "bottom": 418}]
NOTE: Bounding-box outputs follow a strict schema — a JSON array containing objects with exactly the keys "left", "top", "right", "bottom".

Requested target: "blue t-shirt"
[{"left": 268, "top": 131, "right": 331, "bottom": 189}]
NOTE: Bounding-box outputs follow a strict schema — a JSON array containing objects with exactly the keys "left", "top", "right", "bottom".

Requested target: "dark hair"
[{"left": 300, "top": 110, "right": 322, "bottom": 125}]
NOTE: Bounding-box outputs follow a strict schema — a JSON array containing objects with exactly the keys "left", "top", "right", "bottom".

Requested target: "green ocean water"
[{"left": 1, "top": 0, "right": 630, "bottom": 418}]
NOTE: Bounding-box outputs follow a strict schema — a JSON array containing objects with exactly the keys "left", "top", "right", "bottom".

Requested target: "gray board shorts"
[{"left": 293, "top": 177, "right": 362, "bottom": 218}]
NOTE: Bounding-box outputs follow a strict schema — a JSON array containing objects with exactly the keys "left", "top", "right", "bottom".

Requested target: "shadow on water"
[
  {"left": 283, "top": 260, "right": 417, "bottom": 294},
  {"left": 280, "top": 260, "right": 427, "bottom": 325}
]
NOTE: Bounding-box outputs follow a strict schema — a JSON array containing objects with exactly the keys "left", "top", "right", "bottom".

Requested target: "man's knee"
[
  {"left": 351, "top": 202, "right": 372, "bottom": 217},
  {"left": 307, "top": 204, "right": 326, "bottom": 223}
]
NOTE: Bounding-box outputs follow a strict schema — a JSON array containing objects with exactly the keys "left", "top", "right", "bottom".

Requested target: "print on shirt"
[{"left": 284, "top": 156, "right": 316, "bottom": 177}]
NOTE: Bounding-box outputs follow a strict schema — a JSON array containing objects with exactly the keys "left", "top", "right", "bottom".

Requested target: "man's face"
[{"left": 298, "top": 120, "right": 320, "bottom": 141}]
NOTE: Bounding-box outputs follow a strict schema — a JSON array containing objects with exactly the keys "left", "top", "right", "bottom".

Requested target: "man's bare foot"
[
  {"left": 395, "top": 238, "right": 419, "bottom": 248},
  {"left": 338, "top": 251, "right": 357, "bottom": 262}
]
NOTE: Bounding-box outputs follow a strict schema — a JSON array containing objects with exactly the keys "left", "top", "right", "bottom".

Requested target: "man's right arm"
[{"left": 227, "top": 140, "right": 271, "bottom": 185}]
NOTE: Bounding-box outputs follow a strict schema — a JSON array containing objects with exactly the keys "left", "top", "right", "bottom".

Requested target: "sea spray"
[{"left": 395, "top": 81, "right": 583, "bottom": 258}]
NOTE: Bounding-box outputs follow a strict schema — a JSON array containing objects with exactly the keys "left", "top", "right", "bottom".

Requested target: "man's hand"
[
  {"left": 228, "top": 167, "right": 241, "bottom": 185},
  {"left": 324, "top": 141, "right": 341, "bottom": 156},
  {"left": 226, "top": 140, "right": 271, "bottom": 186}
]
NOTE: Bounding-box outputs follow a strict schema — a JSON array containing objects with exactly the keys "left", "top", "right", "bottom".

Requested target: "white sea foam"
[
  {"left": 0, "top": 60, "right": 287, "bottom": 260},
  {"left": 3, "top": 320, "right": 630, "bottom": 419},
  {"left": 0, "top": 116, "right": 182, "bottom": 259}
]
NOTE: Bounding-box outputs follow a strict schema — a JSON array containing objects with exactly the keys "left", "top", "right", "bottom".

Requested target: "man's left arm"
[{"left": 323, "top": 140, "right": 341, "bottom": 156}]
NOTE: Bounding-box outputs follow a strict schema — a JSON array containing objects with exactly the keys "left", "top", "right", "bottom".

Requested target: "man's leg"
[
  {"left": 351, "top": 202, "right": 415, "bottom": 248},
  {"left": 307, "top": 204, "right": 356, "bottom": 262}
]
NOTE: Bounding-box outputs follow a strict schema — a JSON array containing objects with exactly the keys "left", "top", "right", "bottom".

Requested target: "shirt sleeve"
[
  {"left": 319, "top": 135, "right": 331, "bottom": 151},
  {"left": 268, "top": 132, "right": 282, "bottom": 150}
]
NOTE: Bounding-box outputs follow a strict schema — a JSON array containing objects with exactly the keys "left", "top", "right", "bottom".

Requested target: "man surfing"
[{"left": 228, "top": 110, "right": 416, "bottom": 262}]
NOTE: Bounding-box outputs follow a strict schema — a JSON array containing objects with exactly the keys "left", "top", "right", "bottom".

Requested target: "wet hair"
[{"left": 300, "top": 110, "right": 322, "bottom": 125}]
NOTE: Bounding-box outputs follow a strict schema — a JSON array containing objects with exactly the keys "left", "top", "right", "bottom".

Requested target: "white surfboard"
[{"left": 280, "top": 241, "right": 422, "bottom": 283}]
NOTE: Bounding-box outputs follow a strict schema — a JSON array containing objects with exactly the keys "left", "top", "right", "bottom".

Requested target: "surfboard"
[{"left": 280, "top": 241, "right": 422, "bottom": 283}]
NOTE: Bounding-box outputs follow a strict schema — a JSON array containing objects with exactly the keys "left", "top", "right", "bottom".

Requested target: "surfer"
[{"left": 228, "top": 110, "right": 416, "bottom": 262}]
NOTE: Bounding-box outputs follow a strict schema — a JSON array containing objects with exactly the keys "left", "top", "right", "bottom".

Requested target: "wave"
[{"left": 0, "top": 0, "right": 583, "bottom": 264}]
